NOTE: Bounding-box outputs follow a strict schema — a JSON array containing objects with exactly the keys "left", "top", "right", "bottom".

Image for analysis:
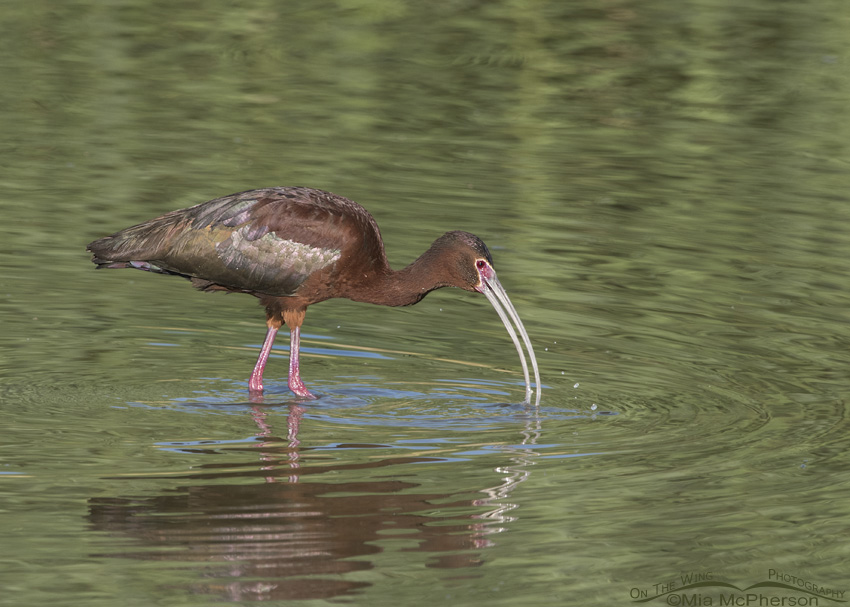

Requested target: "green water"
[{"left": 2, "top": 1, "right": 850, "bottom": 605}]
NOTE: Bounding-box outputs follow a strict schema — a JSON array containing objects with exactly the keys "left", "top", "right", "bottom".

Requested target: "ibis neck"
[{"left": 346, "top": 248, "right": 452, "bottom": 307}]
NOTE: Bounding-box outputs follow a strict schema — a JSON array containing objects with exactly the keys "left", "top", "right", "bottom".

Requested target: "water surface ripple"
[{"left": 2, "top": 0, "right": 850, "bottom": 604}]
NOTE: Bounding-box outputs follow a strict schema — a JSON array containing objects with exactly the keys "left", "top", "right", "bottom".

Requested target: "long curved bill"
[{"left": 479, "top": 273, "right": 542, "bottom": 406}]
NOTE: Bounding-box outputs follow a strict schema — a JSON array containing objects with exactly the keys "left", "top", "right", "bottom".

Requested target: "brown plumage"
[{"left": 87, "top": 187, "right": 541, "bottom": 402}]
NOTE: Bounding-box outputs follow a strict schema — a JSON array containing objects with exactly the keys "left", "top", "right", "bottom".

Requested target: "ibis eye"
[{"left": 476, "top": 260, "right": 487, "bottom": 270}]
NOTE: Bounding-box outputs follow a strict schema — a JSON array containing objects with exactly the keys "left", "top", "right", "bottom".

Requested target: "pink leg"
[
  {"left": 249, "top": 324, "right": 279, "bottom": 393},
  {"left": 287, "top": 326, "right": 316, "bottom": 399}
]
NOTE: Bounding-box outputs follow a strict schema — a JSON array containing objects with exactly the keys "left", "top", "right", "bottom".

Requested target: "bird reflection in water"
[
  {"left": 250, "top": 402, "right": 304, "bottom": 484},
  {"left": 87, "top": 401, "right": 541, "bottom": 602}
]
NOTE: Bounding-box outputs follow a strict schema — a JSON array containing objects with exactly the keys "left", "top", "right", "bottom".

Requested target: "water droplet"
[
  {"left": 573, "top": 382, "right": 579, "bottom": 388},
  {"left": 590, "top": 403, "right": 597, "bottom": 411}
]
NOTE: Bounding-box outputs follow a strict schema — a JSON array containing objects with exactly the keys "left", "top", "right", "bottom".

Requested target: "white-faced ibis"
[{"left": 87, "top": 187, "right": 541, "bottom": 403}]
